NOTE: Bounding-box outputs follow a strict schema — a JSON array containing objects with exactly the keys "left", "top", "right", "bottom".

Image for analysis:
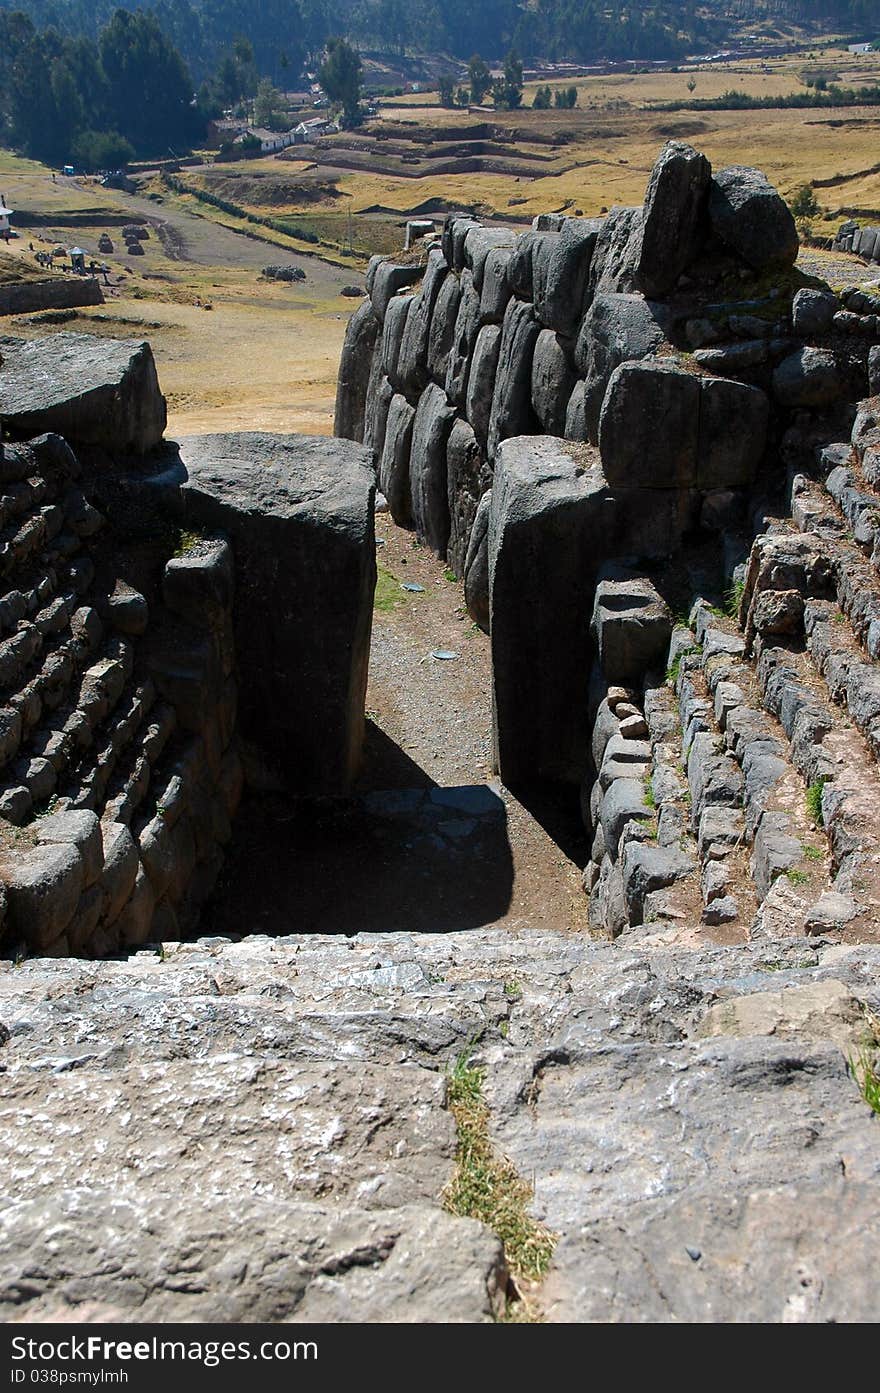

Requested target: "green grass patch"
[
  {"left": 724, "top": 579, "right": 745, "bottom": 621},
  {"left": 503, "top": 979, "right": 522, "bottom": 1000},
  {"left": 643, "top": 775, "right": 656, "bottom": 810},
  {"left": 786, "top": 868, "right": 810, "bottom": 887},
  {"left": 850, "top": 1049, "right": 880, "bottom": 1117},
  {"left": 443, "top": 1049, "right": 556, "bottom": 1319},
  {"left": 666, "top": 644, "right": 700, "bottom": 686},
  {"left": 444, "top": 567, "right": 457, "bottom": 583},
  {"left": 802, "top": 843, "right": 824, "bottom": 862},
  {"left": 374, "top": 564, "right": 404, "bottom": 613},
  {"left": 806, "top": 777, "right": 828, "bottom": 827}
]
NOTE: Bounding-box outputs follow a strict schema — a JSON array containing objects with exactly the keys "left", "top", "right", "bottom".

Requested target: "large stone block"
[
  {"left": 178, "top": 433, "right": 375, "bottom": 794},
  {"left": 369, "top": 261, "right": 423, "bottom": 322},
  {"left": 396, "top": 250, "right": 448, "bottom": 396},
  {"left": 379, "top": 394, "right": 416, "bottom": 524},
  {"left": 409, "top": 384, "right": 456, "bottom": 556},
  {"left": 464, "top": 489, "right": 491, "bottom": 633},
  {"left": 427, "top": 271, "right": 462, "bottom": 382},
  {"left": 587, "top": 206, "right": 642, "bottom": 304},
  {"left": 380, "top": 292, "right": 413, "bottom": 390},
  {"left": 636, "top": 141, "right": 711, "bottom": 297},
  {"left": 598, "top": 360, "right": 700, "bottom": 488},
  {"left": 0, "top": 841, "right": 83, "bottom": 948},
  {"left": 465, "top": 324, "right": 502, "bottom": 451},
  {"left": 489, "top": 437, "right": 606, "bottom": 784},
  {"left": 591, "top": 569, "right": 673, "bottom": 685},
  {"left": 709, "top": 165, "right": 799, "bottom": 272},
  {"left": 445, "top": 269, "right": 481, "bottom": 408},
  {"left": 575, "top": 293, "right": 670, "bottom": 441},
  {"left": 486, "top": 299, "right": 540, "bottom": 460},
  {"left": 698, "top": 376, "right": 769, "bottom": 488},
  {"left": 531, "top": 329, "right": 576, "bottom": 436},
  {"left": 479, "top": 248, "right": 512, "bottom": 324},
  {"left": 334, "top": 299, "right": 380, "bottom": 442},
  {"left": 534, "top": 218, "right": 603, "bottom": 336},
  {"left": 446, "top": 418, "right": 489, "bottom": 578},
  {"left": 0, "top": 332, "right": 166, "bottom": 453}
]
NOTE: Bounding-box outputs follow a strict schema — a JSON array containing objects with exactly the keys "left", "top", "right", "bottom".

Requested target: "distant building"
[
  {"left": 0, "top": 200, "right": 13, "bottom": 241},
  {"left": 848, "top": 42, "right": 873, "bottom": 54}
]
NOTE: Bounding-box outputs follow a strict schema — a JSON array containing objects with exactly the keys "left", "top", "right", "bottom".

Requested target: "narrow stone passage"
[{"left": 204, "top": 515, "right": 587, "bottom": 940}]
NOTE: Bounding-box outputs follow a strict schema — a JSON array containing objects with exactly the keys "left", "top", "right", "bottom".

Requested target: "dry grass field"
[{"left": 2, "top": 46, "right": 880, "bottom": 437}]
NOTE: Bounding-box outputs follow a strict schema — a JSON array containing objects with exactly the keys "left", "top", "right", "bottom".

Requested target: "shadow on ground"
[{"left": 205, "top": 723, "right": 516, "bottom": 935}]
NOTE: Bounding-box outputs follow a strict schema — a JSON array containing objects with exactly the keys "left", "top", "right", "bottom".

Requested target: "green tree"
[
  {"left": 71, "top": 128, "right": 135, "bottom": 171},
  {"left": 468, "top": 53, "right": 491, "bottom": 105},
  {"left": 254, "top": 77, "right": 284, "bottom": 127},
  {"left": 438, "top": 74, "right": 455, "bottom": 107},
  {"left": 533, "top": 84, "right": 551, "bottom": 109},
  {"left": 319, "top": 36, "right": 362, "bottom": 126},
  {"left": 99, "top": 10, "right": 196, "bottom": 155},
  {"left": 455, "top": 85, "right": 469, "bottom": 106},
  {"left": 492, "top": 49, "right": 522, "bottom": 110},
  {"left": 790, "top": 184, "right": 820, "bottom": 218}
]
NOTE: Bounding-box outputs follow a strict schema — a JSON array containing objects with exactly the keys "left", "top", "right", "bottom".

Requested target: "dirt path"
[{"left": 206, "top": 516, "right": 588, "bottom": 941}]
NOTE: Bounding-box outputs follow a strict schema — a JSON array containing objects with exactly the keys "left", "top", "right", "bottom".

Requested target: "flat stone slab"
[{"left": 0, "top": 332, "right": 166, "bottom": 453}]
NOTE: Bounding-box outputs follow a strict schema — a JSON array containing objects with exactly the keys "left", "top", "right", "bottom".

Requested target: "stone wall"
[
  {"left": 339, "top": 142, "right": 878, "bottom": 796},
  {"left": 0, "top": 276, "right": 104, "bottom": 318},
  {"left": 0, "top": 333, "right": 376, "bottom": 957}
]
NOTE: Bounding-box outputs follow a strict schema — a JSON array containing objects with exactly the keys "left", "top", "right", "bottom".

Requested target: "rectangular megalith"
[
  {"left": 177, "top": 433, "right": 376, "bottom": 794},
  {"left": 489, "top": 436, "right": 608, "bottom": 785},
  {"left": 0, "top": 332, "right": 166, "bottom": 453}
]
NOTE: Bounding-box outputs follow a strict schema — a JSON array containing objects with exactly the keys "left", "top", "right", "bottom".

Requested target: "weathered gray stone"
[
  {"left": 600, "top": 777, "right": 652, "bottom": 853},
  {"left": 698, "top": 376, "right": 768, "bottom": 488},
  {"left": 0, "top": 332, "right": 166, "bottom": 453},
  {"left": 370, "top": 261, "right": 423, "bottom": 322},
  {"left": 773, "top": 348, "right": 848, "bottom": 408},
  {"left": 380, "top": 394, "right": 416, "bottom": 524},
  {"left": 792, "top": 288, "right": 838, "bottom": 337},
  {"left": 178, "top": 433, "right": 375, "bottom": 793},
  {"left": 575, "top": 293, "right": 670, "bottom": 440},
  {"left": 380, "top": 292, "right": 413, "bottom": 390},
  {"left": 364, "top": 374, "right": 394, "bottom": 464},
  {"left": 464, "top": 227, "right": 516, "bottom": 290},
  {"left": 465, "top": 324, "right": 502, "bottom": 451},
  {"left": 534, "top": 218, "right": 603, "bottom": 335},
  {"left": 753, "top": 812, "right": 804, "bottom": 899},
  {"left": 637, "top": 141, "right": 711, "bottom": 296},
  {"left": 409, "top": 384, "right": 456, "bottom": 556},
  {"left": 396, "top": 250, "right": 448, "bottom": 396},
  {"left": 599, "top": 360, "right": 700, "bottom": 488},
  {"left": 479, "top": 248, "right": 512, "bottom": 324},
  {"left": 531, "top": 330, "right": 576, "bottom": 436},
  {"left": 592, "top": 570, "right": 673, "bottom": 684},
  {"left": 804, "top": 892, "right": 859, "bottom": 935},
  {"left": 446, "top": 419, "right": 488, "bottom": 578},
  {"left": 36, "top": 810, "right": 102, "bottom": 888},
  {"left": 564, "top": 379, "right": 588, "bottom": 441},
  {"left": 509, "top": 229, "right": 555, "bottom": 301},
  {"left": 622, "top": 841, "right": 695, "bottom": 923},
  {"left": 100, "top": 821, "right": 140, "bottom": 925},
  {"left": 752, "top": 589, "right": 805, "bottom": 637},
  {"left": 334, "top": 300, "right": 380, "bottom": 442},
  {"left": 709, "top": 164, "right": 799, "bottom": 271},
  {"left": 588, "top": 206, "right": 643, "bottom": 303},
  {"left": 427, "top": 272, "right": 462, "bottom": 382},
  {"left": 464, "top": 489, "right": 491, "bottom": 633},
  {"left": 487, "top": 300, "right": 541, "bottom": 460},
  {"left": 0, "top": 841, "right": 82, "bottom": 948},
  {"left": 445, "top": 270, "right": 481, "bottom": 407}
]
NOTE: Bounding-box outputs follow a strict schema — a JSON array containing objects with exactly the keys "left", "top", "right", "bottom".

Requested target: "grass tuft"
[
  {"left": 723, "top": 579, "right": 745, "bottom": 621},
  {"left": 850, "top": 1049, "right": 880, "bottom": 1116},
  {"left": 443, "top": 1049, "right": 556, "bottom": 1320},
  {"left": 786, "top": 867, "right": 809, "bottom": 887},
  {"left": 806, "top": 777, "right": 828, "bottom": 827},
  {"left": 802, "top": 843, "right": 823, "bottom": 862}
]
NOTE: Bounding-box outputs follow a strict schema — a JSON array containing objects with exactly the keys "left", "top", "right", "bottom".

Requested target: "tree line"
[{"left": 1, "top": 0, "right": 876, "bottom": 74}]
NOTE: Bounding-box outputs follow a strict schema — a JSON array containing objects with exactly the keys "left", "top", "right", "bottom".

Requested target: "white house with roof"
[{"left": 0, "top": 199, "right": 13, "bottom": 238}]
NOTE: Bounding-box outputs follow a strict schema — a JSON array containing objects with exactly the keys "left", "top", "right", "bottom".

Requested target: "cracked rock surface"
[{"left": 0, "top": 928, "right": 877, "bottom": 1322}]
